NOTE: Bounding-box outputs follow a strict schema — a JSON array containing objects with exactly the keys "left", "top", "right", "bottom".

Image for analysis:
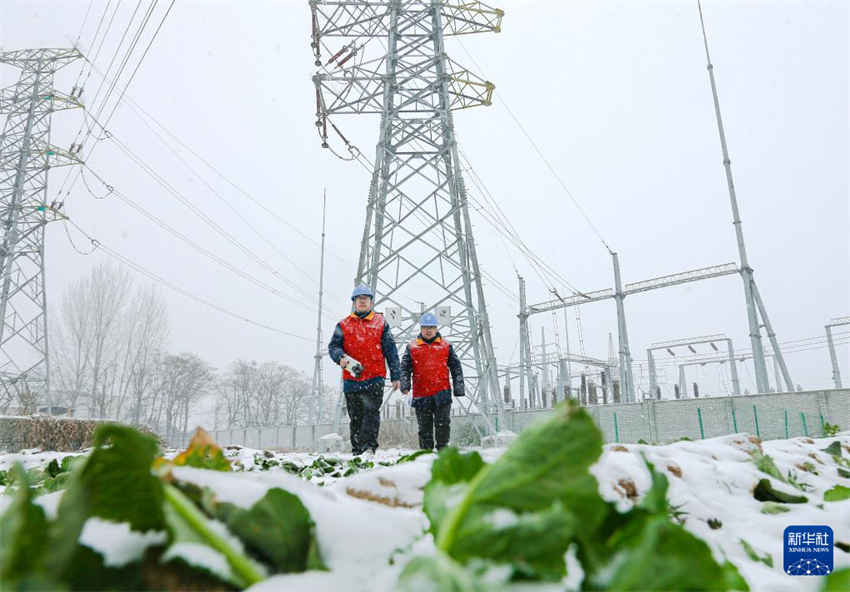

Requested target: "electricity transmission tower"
[
  {"left": 0, "top": 48, "right": 83, "bottom": 412},
  {"left": 310, "top": 1, "right": 506, "bottom": 427}
]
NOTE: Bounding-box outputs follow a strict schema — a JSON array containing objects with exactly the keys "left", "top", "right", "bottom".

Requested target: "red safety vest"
[
  {"left": 339, "top": 311, "right": 388, "bottom": 382},
  {"left": 408, "top": 336, "right": 451, "bottom": 398}
]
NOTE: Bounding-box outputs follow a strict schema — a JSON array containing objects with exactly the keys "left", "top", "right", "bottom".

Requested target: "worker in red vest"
[
  {"left": 328, "top": 284, "right": 400, "bottom": 458},
  {"left": 400, "top": 312, "right": 465, "bottom": 450}
]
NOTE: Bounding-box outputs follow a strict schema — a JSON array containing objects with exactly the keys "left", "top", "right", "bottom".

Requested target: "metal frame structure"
[
  {"left": 675, "top": 357, "right": 722, "bottom": 398},
  {"left": 511, "top": 5, "right": 798, "bottom": 403},
  {"left": 521, "top": 259, "right": 740, "bottom": 404},
  {"left": 825, "top": 317, "right": 849, "bottom": 389},
  {"left": 0, "top": 48, "right": 83, "bottom": 413},
  {"left": 648, "top": 334, "right": 740, "bottom": 399},
  {"left": 697, "top": 3, "right": 792, "bottom": 395},
  {"left": 310, "top": 0, "right": 506, "bottom": 429}
]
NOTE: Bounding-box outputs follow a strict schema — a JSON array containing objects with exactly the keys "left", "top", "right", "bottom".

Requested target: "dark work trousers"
[
  {"left": 345, "top": 384, "right": 384, "bottom": 454},
  {"left": 414, "top": 401, "right": 452, "bottom": 450}
]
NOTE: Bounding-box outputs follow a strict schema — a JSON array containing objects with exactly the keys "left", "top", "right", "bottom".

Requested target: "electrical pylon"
[
  {"left": 310, "top": 1, "right": 505, "bottom": 428},
  {"left": 0, "top": 48, "right": 84, "bottom": 412}
]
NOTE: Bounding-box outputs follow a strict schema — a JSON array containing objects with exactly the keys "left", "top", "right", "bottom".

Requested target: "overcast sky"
[{"left": 2, "top": 0, "right": 848, "bottom": 399}]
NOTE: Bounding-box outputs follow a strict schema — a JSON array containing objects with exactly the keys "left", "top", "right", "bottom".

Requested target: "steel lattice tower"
[
  {"left": 0, "top": 49, "right": 83, "bottom": 411},
  {"left": 311, "top": 1, "right": 506, "bottom": 426}
]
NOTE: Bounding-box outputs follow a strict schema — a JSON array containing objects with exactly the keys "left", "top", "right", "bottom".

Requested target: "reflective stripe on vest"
[
  {"left": 409, "top": 336, "right": 451, "bottom": 398},
  {"left": 339, "top": 311, "right": 387, "bottom": 382}
]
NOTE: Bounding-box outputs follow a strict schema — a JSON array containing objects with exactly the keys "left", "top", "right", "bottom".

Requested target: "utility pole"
[
  {"left": 311, "top": 0, "right": 505, "bottom": 428},
  {"left": 0, "top": 49, "right": 83, "bottom": 413},
  {"left": 309, "top": 190, "right": 327, "bottom": 426}
]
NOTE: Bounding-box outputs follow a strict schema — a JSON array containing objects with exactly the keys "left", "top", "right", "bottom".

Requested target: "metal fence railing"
[{"left": 197, "top": 389, "right": 849, "bottom": 451}]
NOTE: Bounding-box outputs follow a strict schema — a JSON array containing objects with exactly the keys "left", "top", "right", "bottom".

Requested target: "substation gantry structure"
[
  {"left": 0, "top": 49, "right": 84, "bottom": 413},
  {"left": 515, "top": 7, "right": 798, "bottom": 404},
  {"left": 647, "top": 334, "right": 740, "bottom": 399},
  {"left": 309, "top": 0, "right": 507, "bottom": 429},
  {"left": 501, "top": 350, "right": 615, "bottom": 409},
  {"left": 519, "top": 261, "right": 742, "bottom": 405}
]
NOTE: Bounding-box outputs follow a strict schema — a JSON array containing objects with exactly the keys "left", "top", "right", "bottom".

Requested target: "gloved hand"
[
  {"left": 403, "top": 392, "right": 413, "bottom": 406},
  {"left": 342, "top": 356, "right": 364, "bottom": 378}
]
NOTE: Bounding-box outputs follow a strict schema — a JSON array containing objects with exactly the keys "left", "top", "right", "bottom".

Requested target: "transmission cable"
[
  {"left": 456, "top": 38, "right": 613, "bottom": 255},
  {"left": 63, "top": 219, "right": 314, "bottom": 342},
  {"left": 81, "top": 164, "right": 334, "bottom": 318}
]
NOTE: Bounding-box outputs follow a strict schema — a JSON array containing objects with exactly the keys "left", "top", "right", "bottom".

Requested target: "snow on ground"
[
  {"left": 591, "top": 435, "right": 850, "bottom": 592},
  {"left": 1, "top": 434, "right": 848, "bottom": 591}
]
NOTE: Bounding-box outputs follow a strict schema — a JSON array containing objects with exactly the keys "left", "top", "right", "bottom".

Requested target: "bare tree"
[
  {"left": 215, "top": 360, "right": 312, "bottom": 428},
  {"left": 116, "top": 284, "right": 169, "bottom": 424},
  {"left": 52, "top": 277, "right": 96, "bottom": 415},
  {"left": 86, "top": 261, "right": 132, "bottom": 418},
  {"left": 155, "top": 352, "right": 213, "bottom": 444}
]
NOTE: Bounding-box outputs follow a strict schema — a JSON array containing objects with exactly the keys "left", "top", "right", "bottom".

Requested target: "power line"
[
  {"left": 65, "top": 63, "right": 355, "bottom": 311},
  {"left": 350, "top": 151, "right": 518, "bottom": 304},
  {"left": 640, "top": 331, "right": 850, "bottom": 366},
  {"left": 80, "top": 164, "right": 334, "bottom": 318},
  {"left": 79, "top": 132, "right": 327, "bottom": 306},
  {"left": 60, "top": 0, "right": 164, "bottom": 197},
  {"left": 460, "top": 145, "right": 583, "bottom": 296},
  {"left": 62, "top": 219, "right": 314, "bottom": 342},
  {"left": 456, "top": 38, "right": 613, "bottom": 255},
  {"left": 74, "top": 0, "right": 96, "bottom": 47},
  {"left": 79, "top": 89, "right": 351, "bottom": 310}
]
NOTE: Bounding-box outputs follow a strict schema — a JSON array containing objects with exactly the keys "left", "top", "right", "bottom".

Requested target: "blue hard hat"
[
  {"left": 420, "top": 312, "right": 438, "bottom": 327},
  {"left": 351, "top": 283, "right": 374, "bottom": 301}
]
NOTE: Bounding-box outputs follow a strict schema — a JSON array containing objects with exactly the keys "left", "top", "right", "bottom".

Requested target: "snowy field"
[{"left": 1, "top": 423, "right": 848, "bottom": 591}]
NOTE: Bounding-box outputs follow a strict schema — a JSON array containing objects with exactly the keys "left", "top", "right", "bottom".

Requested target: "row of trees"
[{"left": 47, "top": 262, "right": 332, "bottom": 443}]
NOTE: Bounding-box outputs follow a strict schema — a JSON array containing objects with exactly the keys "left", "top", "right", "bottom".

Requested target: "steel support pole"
[
  {"left": 725, "top": 338, "right": 741, "bottom": 395},
  {"left": 826, "top": 325, "right": 843, "bottom": 389},
  {"left": 751, "top": 281, "right": 794, "bottom": 392},
  {"left": 541, "top": 326, "right": 548, "bottom": 391},
  {"left": 309, "top": 191, "right": 328, "bottom": 426},
  {"left": 698, "top": 3, "right": 771, "bottom": 394},
  {"left": 562, "top": 307, "right": 573, "bottom": 398},
  {"left": 648, "top": 349, "right": 657, "bottom": 400},
  {"left": 678, "top": 365, "right": 687, "bottom": 398},
  {"left": 612, "top": 253, "right": 636, "bottom": 402},
  {"left": 518, "top": 275, "right": 529, "bottom": 409},
  {"left": 772, "top": 355, "right": 782, "bottom": 394}
]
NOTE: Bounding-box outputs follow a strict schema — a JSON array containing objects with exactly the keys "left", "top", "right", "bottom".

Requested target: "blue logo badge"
[{"left": 784, "top": 525, "right": 833, "bottom": 576}]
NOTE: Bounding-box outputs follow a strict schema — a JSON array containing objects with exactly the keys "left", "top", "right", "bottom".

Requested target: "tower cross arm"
[
  {"left": 0, "top": 87, "right": 83, "bottom": 113},
  {"left": 441, "top": 1, "right": 504, "bottom": 36},
  {"left": 313, "top": 66, "right": 386, "bottom": 116},
  {"left": 309, "top": 1, "right": 502, "bottom": 41},
  {"left": 0, "top": 48, "right": 82, "bottom": 70}
]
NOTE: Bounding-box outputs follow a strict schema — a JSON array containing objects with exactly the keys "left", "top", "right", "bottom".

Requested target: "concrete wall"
[{"left": 202, "top": 389, "right": 850, "bottom": 451}]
